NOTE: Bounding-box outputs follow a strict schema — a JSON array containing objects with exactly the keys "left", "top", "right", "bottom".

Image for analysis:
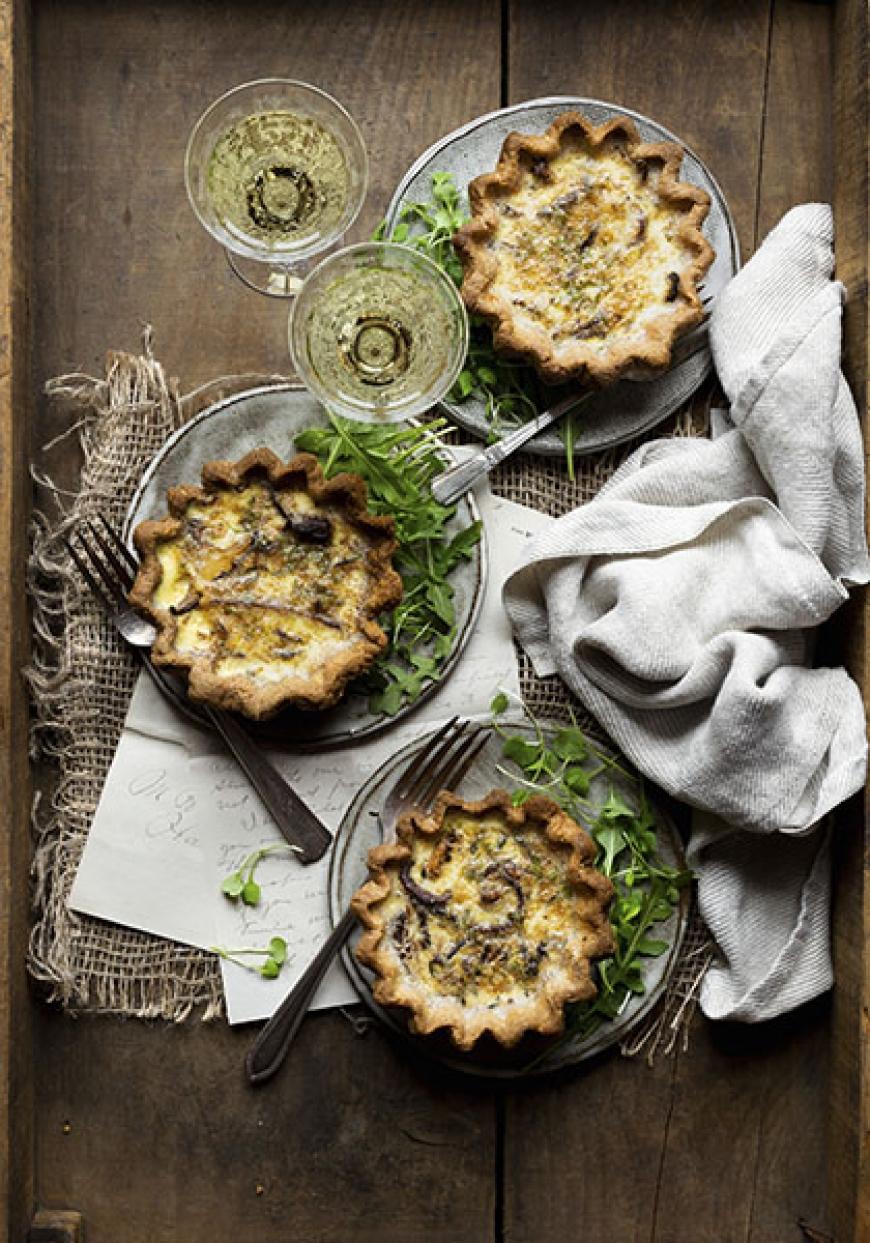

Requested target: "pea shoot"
[
  {"left": 220, "top": 843, "right": 300, "bottom": 907},
  {"left": 212, "top": 937, "right": 289, "bottom": 979}
]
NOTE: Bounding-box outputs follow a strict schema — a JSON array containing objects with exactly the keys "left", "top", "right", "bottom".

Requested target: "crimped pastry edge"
[
  {"left": 453, "top": 111, "right": 715, "bottom": 385},
  {"left": 352, "top": 787, "right": 615, "bottom": 1052},
  {"left": 129, "top": 447, "right": 403, "bottom": 720}
]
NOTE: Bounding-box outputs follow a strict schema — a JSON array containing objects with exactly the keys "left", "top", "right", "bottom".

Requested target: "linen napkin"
[{"left": 503, "top": 204, "right": 869, "bottom": 1021}]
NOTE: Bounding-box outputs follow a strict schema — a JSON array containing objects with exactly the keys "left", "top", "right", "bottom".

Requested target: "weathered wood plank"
[
  {"left": 828, "top": 0, "right": 869, "bottom": 1236},
  {"left": 655, "top": 10, "right": 840, "bottom": 1235},
  {"left": 35, "top": 1010, "right": 494, "bottom": 1243},
  {"left": 30, "top": 2, "right": 502, "bottom": 1241},
  {"left": 501, "top": 1053, "right": 679, "bottom": 1243},
  {"left": 0, "top": 0, "right": 34, "bottom": 1238},
  {"left": 507, "top": 0, "right": 771, "bottom": 259},
  {"left": 653, "top": 1003, "right": 832, "bottom": 1242},
  {"left": 755, "top": 0, "right": 832, "bottom": 244}
]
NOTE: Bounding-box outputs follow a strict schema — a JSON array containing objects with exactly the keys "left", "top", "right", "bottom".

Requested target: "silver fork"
[
  {"left": 67, "top": 515, "right": 333, "bottom": 865},
  {"left": 432, "top": 298, "right": 713, "bottom": 507},
  {"left": 245, "top": 716, "right": 490, "bottom": 1085}
]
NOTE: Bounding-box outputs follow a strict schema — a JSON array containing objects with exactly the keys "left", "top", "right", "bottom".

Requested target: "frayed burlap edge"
[
  {"left": 27, "top": 336, "right": 241, "bottom": 1021},
  {"left": 26, "top": 337, "right": 715, "bottom": 1053}
]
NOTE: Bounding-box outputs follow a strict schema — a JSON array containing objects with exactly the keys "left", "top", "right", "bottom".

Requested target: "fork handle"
[
  {"left": 245, "top": 907, "right": 357, "bottom": 1085},
  {"left": 431, "top": 393, "right": 586, "bottom": 506},
  {"left": 202, "top": 705, "right": 333, "bottom": 865}
]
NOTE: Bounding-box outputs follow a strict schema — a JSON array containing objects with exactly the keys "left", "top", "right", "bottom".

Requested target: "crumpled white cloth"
[{"left": 503, "top": 204, "right": 869, "bottom": 1021}]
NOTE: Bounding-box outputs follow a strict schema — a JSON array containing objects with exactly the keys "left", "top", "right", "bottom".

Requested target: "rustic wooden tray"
[{"left": 1, "top": 2, "right": 866, "bottom": 1240}]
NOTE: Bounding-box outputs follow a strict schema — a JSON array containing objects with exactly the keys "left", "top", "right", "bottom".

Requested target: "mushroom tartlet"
[
  {"left": 453, "top": 111, "right": 714, "bottom": 386},
  {"left": 352, "top": 788, "right": 614, "bottom": 1051},
  {"left": 129, "top": 448, "right": 402, "bottom": 719}
]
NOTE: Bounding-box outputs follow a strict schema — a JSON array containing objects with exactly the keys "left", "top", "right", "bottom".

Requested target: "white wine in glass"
[
  {"left": 289, "top": 243, "right": 469, "bottom": 422},
  {"left": 185, "top": 80, "right": 368, "bottom": 297}
]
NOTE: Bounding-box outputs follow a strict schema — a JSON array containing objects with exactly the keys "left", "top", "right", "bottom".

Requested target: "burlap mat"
[{"left": 26, "top": 336, "right": 714, "bottom": 1057}]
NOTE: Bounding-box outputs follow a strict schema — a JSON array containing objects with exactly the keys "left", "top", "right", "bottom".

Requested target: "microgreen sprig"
[
  {"left": 212, "top": 937, "right": 288, "bottom": 979},
  {"left": 489, "top": 691, "right": 692, "bottom": 1045},
  {"left": 295, "top": 415, "right": 482, "bottom": 715},
  {"left": 220, "top": 843, "right": 300, "bottom": 907}
]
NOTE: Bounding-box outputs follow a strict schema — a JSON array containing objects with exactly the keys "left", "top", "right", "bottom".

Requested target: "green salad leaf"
[
  {"left": 295, "top": 415, "right": 482, "bottom": 715},
  {"left": 489, "top": 692, "right": 692, "bottom": 1046}
]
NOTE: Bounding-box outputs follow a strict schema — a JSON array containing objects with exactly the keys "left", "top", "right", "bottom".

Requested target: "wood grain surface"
[
  {"left": 0, "top": 1, "right": 34, "bottom": 1241},
  {"left": 828, "top": 0, "right": 869, "bottom": 1237},
  {"left": 2, "top": 0, "right": 864, "bottom": 1240}
]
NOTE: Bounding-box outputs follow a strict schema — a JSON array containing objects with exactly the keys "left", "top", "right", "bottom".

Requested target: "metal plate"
[
  {"left": 384, "top": 96, "right": 740, "bottom": 456},
  {"left": 329, "top": 720, "right": 690, "bottom": 1078},
  {"left": 124, "top": 384, "right": 487, "bottom": 749}
]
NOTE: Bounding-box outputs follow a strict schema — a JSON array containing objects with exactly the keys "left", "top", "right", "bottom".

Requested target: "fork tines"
[
  {"left": 89, "top": 514, "right": 138, "bottom": 583},
  {"left": 399, "top": 717, "right": 490, "bottom": 812},
  {"left": 66, "top": 514, "right": 136, "bottom": 614}
]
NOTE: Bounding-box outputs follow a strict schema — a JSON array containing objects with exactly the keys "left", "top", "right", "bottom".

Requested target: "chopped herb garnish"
[
  {"left": 295, "top": 416, "right": 482, "bottom": 715},
  {"left": 489, "top": 691, "right": 692, "bottom": 1046}
]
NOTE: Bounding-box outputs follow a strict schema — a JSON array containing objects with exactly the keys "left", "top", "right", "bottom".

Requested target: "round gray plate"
[
  {"left": 124, "top": 384, "right": 486, "bottom": 749},
  {"left": 329, "top": 720, "right": 689, "bottom": 1078},
  {"left": 384, "top": 96, "right": 740, "bottom": 456}
]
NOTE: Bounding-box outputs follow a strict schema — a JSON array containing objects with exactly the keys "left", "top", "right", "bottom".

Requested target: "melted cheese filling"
[
  {"left": 378, "top": 808, "right": 603, "bottom": 1013},
  {"left": 151, "top": 480, "right": 376, "bottom": 687},
  {"left": 489, "top": 138, "right": 696, "bottom": 358}
]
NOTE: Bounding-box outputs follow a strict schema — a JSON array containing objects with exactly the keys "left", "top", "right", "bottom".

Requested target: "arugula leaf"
[
  {"left": 268, "top": 936, "right": 288, "bottom": 965},
  {"left": 593, "top": 824, "right": 625, "bottom": 874},
  {"left": 502, "top": 737, "right": 543, "bottom": 769},
  {"left": 221, "top": 873, "right": 245, "bottom": 898},
  {"left": 210, "top": 938, "right": 289, "bottom": 980},
  {"left": 241, "top": 879, "right": 261, "bottom": 906}
]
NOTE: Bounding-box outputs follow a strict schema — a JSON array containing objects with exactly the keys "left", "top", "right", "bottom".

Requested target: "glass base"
[{"left": 224, "top": 249, "right": 306, "bottom": 298}]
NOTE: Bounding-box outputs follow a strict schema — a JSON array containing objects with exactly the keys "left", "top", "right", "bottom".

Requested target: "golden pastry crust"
[
  {"left": 453, "top": 111, "right": 714, "bottom": 385},
  {"left": 352, "top": 788, "right": 614, "bottom": 1051},
  {"left": 130, "top": 447, "right": 403, "bottom": 719}
]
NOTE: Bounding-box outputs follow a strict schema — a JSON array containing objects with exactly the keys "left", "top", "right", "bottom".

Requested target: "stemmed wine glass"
[
  {"left": 288, "top": 242, "right": 469, "bottom": 422},
  {"left": 184, "top": 79, "right": 368, "bottom": 298}
]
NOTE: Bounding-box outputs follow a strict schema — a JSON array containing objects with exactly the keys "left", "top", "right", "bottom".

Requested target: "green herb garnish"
[
  {"left": 220, "top": 844, "right": 300, "bottom": 907},
  {"left": 490, "top": 692, "right": 691, "bottom": 1045},
  {"left": 212, "top": 937, "right": 288, "bottom": 979},
  {"left": 295, "top": 415, "right": 482, "bottom": 715}
]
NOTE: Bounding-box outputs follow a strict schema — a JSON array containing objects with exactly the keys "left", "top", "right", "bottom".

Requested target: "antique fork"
[
  {"left": 66, "top": 515, "right": 333, "bottom": 865},
  {"left": 431, "top": 300, "right": 714, "bottom": 507},
  {"left": 245, "top": 716, "right": 490, "bottom": 1085}
]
